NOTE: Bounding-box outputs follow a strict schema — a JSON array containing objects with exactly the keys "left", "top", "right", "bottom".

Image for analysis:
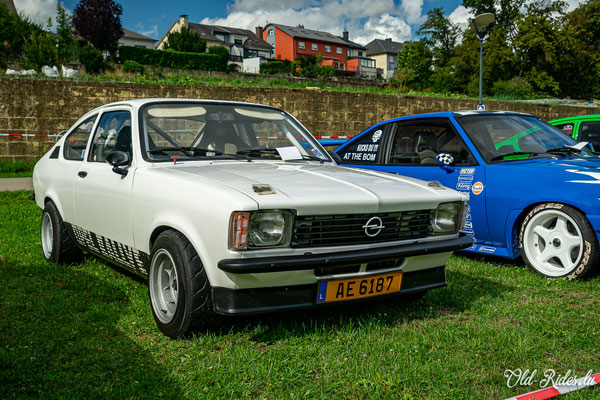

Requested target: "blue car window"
[
  {"left": 337, "top": 127, "right": 384, "bottom": 164},
  {"left": 388, "top": 122, "right": 475, "bottom": 166}
]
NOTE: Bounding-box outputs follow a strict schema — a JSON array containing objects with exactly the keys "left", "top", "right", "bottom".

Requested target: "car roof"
[
  {"left": 367, "top": 110, "right": 535, "bottom": 128},
  {"left": 86, "top": 98, "right": 285, "bottom": 113},
  {"left": 549, "top": 114, "right": 600, "bottom": 124}
]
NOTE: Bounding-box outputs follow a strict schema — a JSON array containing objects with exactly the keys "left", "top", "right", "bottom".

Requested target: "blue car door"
[{"left": 336, "top": 117, "right": 490, "bottom": 245}]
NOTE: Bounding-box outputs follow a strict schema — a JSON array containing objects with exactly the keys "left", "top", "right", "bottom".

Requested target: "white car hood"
[{"left": 152, "top": 161, "right": 465, "bottom": 215}]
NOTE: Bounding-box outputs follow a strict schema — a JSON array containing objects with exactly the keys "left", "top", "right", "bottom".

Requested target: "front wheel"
[
  {"left": 519, "top": 203, "right": 599, "bottom": 279},
  {"left": 148, "top": 230, "right": 218, "bottom": 338}
]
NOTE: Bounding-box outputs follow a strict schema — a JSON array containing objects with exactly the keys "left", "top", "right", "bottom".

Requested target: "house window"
[
  {"left": 325, "top": 45, "right": 331, "bottom": 52},
  {"left": 299, "top": 41, "right": 305, "bottom": 49},
  {"left": 358, "top": 51, "right": 363, "bottom": 57},
  {"left": 267, "top": 29, "right": 274, "bottom": 36},
  {"left": 234, "top": 39, "right": 243, "bottom": 45},
  {"left": 336, "top": 47, "right": 342, "bottom": 54},
  {"left": 311, "top": 43, "right": 318, "bottom": 51}
]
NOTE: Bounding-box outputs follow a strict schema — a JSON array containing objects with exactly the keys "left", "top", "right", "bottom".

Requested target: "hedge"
[
  {"left": 119, "top": 46, "right": 226, "bottom": 72},
  {"left": 260, "top": 60, "right": 292, "bottom": 75}
]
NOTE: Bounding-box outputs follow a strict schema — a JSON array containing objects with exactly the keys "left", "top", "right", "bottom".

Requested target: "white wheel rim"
[
  {"left": 149, "top": 249, "right": 179, "bottom": 324},
  {"left": 523, "top": 209, "right": 584, "bottom": 277},
  {"left": 41, "top": 212, "right": 53, "bottom": 259}
]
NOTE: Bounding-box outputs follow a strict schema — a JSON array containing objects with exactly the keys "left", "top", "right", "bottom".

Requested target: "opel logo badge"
[{"left": 363, "top": 216, "right": 385, "bottom": 237}]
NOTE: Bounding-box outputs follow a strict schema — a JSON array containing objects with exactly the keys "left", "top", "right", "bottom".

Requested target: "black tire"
[
  {"left": 519, "top": 203, "right": 599, "bottom": 279},
  {"left": 40, "top": 201, "right": 82, "bottom": 264},
  {"left": 148, "top": 230, "right": 217, "bottom": 338}
]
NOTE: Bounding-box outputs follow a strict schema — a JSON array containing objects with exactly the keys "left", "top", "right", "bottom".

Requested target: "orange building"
[{"left": 262, "top": 23, "right": 349, "bottom": 70}]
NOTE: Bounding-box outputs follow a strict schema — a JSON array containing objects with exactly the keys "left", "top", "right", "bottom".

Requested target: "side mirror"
[
  {"left": 329, "top": 151, "right": 342, "bottom": 164},
  {"left": 106, "top": 151, "right": 129, "bottom": 176}
]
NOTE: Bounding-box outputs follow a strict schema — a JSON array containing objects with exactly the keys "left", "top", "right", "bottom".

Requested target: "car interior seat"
[
  {"left": 413, "top": 131, "right": 438, "bottom": 164},
  {"left": 198, "top": 122, "right": 249, "bottom": 154},
  {"left": 114, "top": 125, "right": 132, "bottom": 162}
]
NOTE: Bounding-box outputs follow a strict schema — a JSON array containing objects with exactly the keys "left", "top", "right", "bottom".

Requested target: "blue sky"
[{"left": 17, "top": 0, "right": 472, "bottom": 45}]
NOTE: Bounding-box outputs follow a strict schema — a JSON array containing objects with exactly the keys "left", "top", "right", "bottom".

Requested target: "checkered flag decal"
[{"left": 436, "top": 152, "right": 454, "bottom": 166}]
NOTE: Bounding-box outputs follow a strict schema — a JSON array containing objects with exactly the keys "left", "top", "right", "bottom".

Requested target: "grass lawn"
[{"left": 1, "top": 190, "right": 599, "bottom": 399}]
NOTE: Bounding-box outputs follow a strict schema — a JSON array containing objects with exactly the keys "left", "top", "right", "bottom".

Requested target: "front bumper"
[
  {"left": 212, "top": 266, "right": 447, "bottom": 315},
  {"left": 212, "top": 234, "right": 473, "bottom": 315},
  {"left": 218, "top": 234, "right": 473, "bottom": 274}
]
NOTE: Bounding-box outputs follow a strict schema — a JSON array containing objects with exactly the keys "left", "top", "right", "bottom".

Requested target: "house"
[
  {"left": 118, "top": 28, "right": 156, "bottom": 49},
  {"left": 156, "top": 16, "right": 273, "bottom": 72},
  {"left": 263, "top": 23, "right": 349, "bottom": 70},
  {"left": 365, "top": 38, "right": 405, "bottom": 80},
  {"left": 341, "top": 31, "right": 379, "bottom": 80}
]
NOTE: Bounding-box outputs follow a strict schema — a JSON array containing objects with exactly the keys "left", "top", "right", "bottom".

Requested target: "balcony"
[{"left": 228, "top": 55, "right": 243, "bottom": 63}]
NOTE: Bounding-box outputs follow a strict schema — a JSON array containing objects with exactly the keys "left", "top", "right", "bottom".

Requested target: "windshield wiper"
[
  {"left": 236, "top": 147, "right": 280, "bottom": 158},
  {"left": 490, "top": 151, "right": 538, "bottom": 161},
  {"left": 300, "top": 154, "right": 326, "bottom": 163},
  {"left": 544, "top": 146, "right": 583, "bottom": 156},
  {"left": 149, "top": 146, "right": 250, "bottom": 160}
]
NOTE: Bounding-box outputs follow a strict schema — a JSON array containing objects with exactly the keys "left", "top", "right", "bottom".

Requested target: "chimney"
[
  {"left": 179, "top": 14, "right": 188, "bottom": 28},
  {"left": 255, "top": 26, "right": 263, "bottom": 39},
  {"left": 385, "top": 38, "right": 392, "bottom": 42},
  {"left": 343, "top": 30, "right": 349, "bottom": 41}
]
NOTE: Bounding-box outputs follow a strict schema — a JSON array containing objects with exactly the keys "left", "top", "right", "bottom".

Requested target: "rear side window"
[
  {"left": 337, "top": 127, "right": 384, "bottom": 164},
  {"left": 63, "top": 115, "right": 96, "bottom": 160}
]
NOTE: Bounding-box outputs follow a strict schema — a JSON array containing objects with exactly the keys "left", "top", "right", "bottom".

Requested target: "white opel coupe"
[{"left": 33, "top": 99, "right": 471, "bottom": 338}]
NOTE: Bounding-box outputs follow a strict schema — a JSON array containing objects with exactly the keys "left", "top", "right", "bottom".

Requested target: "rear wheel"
[
  {"left": 40, "top": 201, "right": 82, "bottom": 264},
  {"left": 520, "top": 203, "right": 598, "bottom": 279},
  {"left": 148, "top": 230, "right": 217, "bottom": 338}
]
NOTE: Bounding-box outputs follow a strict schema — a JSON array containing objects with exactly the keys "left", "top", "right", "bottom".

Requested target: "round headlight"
[{"left": 249, "top": 211, "right": 291, "bottom": 247}]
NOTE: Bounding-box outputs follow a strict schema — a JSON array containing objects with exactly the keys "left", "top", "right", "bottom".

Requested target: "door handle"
[{"left": 78, "top": 171, "right": 87, "bottom": 178}]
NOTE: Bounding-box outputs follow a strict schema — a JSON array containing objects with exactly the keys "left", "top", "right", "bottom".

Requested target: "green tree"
[
  {"left": 22, "top": 32, "right": 57, "bottom": 69},
  {"left": 164, "top": 27, "right": 206, "bottom": 53},
  {"left": 417, "top": 7, "right": 459, "bottom": 67},
  {"left": 56, "top": 2, "right": 74, "bottom": 63},
  {"left": 73, "top": 0, "right": 123, "bottom": 56},
  {"left": 462, "top": 0, "right": 521, "bottom": 37},
  {"left": 0, "top": 2, "right": 42, "bottom": 66},
  {"left": 393, "top": 41, "right": 433, "bottom": 90}
]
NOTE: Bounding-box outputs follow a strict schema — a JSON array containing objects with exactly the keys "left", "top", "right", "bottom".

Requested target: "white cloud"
[
  {"left": 135, "top": 22, "right": 159, "bottom": 38},
  {"left": 448, "top": 5, "right": 472, "bottom": 33},
  {"left": 563, "top": 0, "right": 586, "bottom": 11},
  {"left": 15, "top": 0, "right": 58, "bottom": 27},
  {"left": 199, "top": 0, "right": 419, "bottom": 45}
]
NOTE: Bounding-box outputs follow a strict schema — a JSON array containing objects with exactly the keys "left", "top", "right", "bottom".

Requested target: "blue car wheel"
[{"left": 519, "top": 203, "right": 599, "bottom": 279}]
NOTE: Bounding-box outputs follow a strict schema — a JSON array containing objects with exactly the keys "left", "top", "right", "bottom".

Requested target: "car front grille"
[{"left": 292, "top": 210, "right": 434, "bottom": 248}]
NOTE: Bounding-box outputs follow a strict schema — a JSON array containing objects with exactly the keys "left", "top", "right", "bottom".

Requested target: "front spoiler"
[{"left": 217, "top": 234, "right": 473, "bottom": 274}]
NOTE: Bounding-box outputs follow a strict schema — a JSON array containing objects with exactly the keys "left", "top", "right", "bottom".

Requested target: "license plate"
[{"left": 316, "top": 271, "right": 402, "bottom": 304}]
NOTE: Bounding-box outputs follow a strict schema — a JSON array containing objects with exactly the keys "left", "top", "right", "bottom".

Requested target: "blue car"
[{"left": 334, "top": 111, "right": 600, "bottom": 279}]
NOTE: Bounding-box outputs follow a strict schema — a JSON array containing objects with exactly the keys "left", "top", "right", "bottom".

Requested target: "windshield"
[
  {"left": 141, "top": 103, "right": 330, "bottom": 162},
  {"left": 456, "top": 114, "right": 590, "bottom": 162}
]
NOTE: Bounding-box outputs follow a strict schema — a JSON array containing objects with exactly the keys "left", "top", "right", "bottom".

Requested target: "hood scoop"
[{"left": 252, "top": 184, "right": 276, "bottom": 195}]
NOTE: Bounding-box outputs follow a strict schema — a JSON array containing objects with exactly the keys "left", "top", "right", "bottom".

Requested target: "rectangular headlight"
[
  {"left": 229, "top": 210, "right": 293, "bottom": 250},
  {"left": 432, "top": 202, "right": 467, "bottom": 234}
]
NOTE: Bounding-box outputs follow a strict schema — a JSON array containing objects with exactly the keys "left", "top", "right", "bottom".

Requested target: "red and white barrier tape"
[
  {"left": 0, "top": 133, "right": 59, "bottom": 137},
  {"left": 256, "top": 135, "right": 354, "bottom": 140},
  {"left": 504, "top": 372, "right": 600, "bottom": 400}
]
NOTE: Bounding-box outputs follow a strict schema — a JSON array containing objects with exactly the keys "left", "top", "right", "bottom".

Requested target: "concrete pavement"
[{"left": 0, "top": 177, "right": 33, "bottom": 192}]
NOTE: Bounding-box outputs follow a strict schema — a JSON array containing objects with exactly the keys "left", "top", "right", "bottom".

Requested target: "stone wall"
[{"left": 1, "top": 77, "right": 598, "bottom": 161}]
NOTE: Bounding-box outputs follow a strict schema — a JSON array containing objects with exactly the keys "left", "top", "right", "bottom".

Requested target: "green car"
[{"left": 549, "top": 114, "right": 600, "bottom": 151}]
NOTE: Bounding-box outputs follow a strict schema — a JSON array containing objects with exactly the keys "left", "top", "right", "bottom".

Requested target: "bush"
[
  {"left": 79, "top": 44, "right": 105, "bottom": 74},
  {"left": 122, "top": 59, "right": 144, "bottom": 74},
  {"left": 22, "top": 32, "right": 57, "bottom": 70},
  {"left": 207, "top": 45, "right": 229, "bottom": 71},
  {"left": 164, "top": 27, "right": 206, "bottom": 53},
  {"left": 492, "top": 77, "right": 536, "bottom": 100},
  {"left": 119, "top": 46, "right": 225, "bottom": 71},
  {"left": 260, "top": 60, "right": 292, "bottom": 74}
]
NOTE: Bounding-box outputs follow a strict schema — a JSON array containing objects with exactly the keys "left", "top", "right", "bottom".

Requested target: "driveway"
[{"left": 0, "top": 177, "right": 33, "bottom": 192}]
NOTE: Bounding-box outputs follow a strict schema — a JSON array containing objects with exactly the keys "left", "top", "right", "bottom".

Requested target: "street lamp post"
[{"left": 470, "top": 13, "right": 495, "bottom": 110}]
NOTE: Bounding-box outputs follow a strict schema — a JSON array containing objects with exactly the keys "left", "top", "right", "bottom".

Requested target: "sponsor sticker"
[
  {"left": 563, "top": 124, "right": 573, "bottom": 131},
  {"left": 462, "top": 229, "right": 475, "bottom": 236},
  {"left": 460, "top": 168, "right": 475, "bottom": 175},
  {"left": 456, "top": 182, "right": 472, "bottom": 190},
  {"left": 472, "top": 181, "right": 484, "bottom": 195},
  {"left": 466, "top": 213, "right": 471, "bottom": 220},
  {"left": 464, "top": 221, "right": 473, "bottom": 229},
  {"left": 372, "top": 130, "right": 382, "bottom": 142},
  {"left": 466, "top": 244, "right": 478, "bottom": 251},
  {"left": 479, "top": 246, "right": 496, "bottom": 253},
  {"left": 458, "top": 174, "right": 474, "bottom": 182}
]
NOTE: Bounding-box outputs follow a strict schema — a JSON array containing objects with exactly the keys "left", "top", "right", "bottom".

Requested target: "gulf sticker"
[{"left": 472, "top": 181, "right": 484, "bottom": 195}]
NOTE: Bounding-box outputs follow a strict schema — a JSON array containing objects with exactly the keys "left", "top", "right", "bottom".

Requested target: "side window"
[
  {"left": 89, "top": 111, "right": 132, "bottom": 163},
  {"left": 337, "top": 127, "right": 384, "bottom": 164},
  {"left": 579, "top": 121, "right": 600, "bottom": 151},
  {"left": 554, "top": 123, "right": 574, "bottom": 137},
  {"left": 388, "top": 122, "right": 476, "bottom": 166},
  {"left": 63, "top": 115, "right": 97, "bottom": 161}
]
